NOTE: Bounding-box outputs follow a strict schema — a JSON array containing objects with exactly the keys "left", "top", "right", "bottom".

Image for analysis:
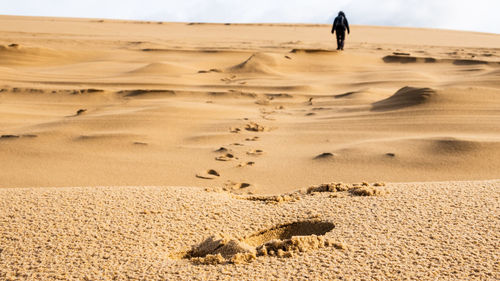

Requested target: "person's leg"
[
  {"left": 336, "top": 32, "right": 341, "bottom": 50},
  {"left": 339, "top": 31, "right": 346, "bottom": 50}
]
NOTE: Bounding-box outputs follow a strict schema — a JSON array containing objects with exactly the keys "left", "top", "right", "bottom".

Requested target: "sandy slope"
[{"left": 0, "top": 16, "right": 499, "bottom": 193}]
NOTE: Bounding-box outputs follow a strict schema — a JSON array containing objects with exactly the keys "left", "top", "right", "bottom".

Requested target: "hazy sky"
[{"left": 1, "top": 0, "right": 499, "bottom": 34}]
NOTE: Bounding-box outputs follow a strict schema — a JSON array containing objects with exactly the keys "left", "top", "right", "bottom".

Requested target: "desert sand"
[{"left": 0, "top": 15, "right": 499, "bottom": 280}]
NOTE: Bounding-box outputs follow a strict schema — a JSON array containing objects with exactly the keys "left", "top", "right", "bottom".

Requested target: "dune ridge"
[
  {"left": 127, "top": 62, "right": 194, "bottom": 75},
  {"left": 227, "top": 53, "right": 280, "bottom": 74},
  {"left": 372, "top": 86, "right": 436, "bottom": 111}
]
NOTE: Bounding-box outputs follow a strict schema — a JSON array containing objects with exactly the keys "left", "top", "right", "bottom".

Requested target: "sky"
[{"left": 1, "top": 0, "right": 499, "bottom": 34}]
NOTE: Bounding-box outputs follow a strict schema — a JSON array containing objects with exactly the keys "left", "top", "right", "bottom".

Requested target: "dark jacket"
[{"left": 331, "top": 12, "right": 350, "bottom": 34}]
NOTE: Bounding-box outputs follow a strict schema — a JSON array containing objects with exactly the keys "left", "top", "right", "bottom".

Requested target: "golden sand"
[
  {"left": 0, "top": 15, "right": 499, "bottom": 280},
  {"left": 1, "top": 16, "right": 500, "bottom": 192},
  {"left": 0, "top": 181, "right": 498, "bottom": 280}
]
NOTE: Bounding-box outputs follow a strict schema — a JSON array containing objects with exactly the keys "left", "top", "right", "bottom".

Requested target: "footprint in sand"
[
  {"left": 215, "top": 147, "right": 230, "bottom": 153},
  {"left": 245, "top": 136, "right": 260, "bottom": 142},
  {"left": 215, "top": 153, "right": 236, "bottom": 161},
  {"left": 255, "top": 99, "right": 270, "bottom": 105},
  {"left": 75, "top": 109, "right": 87, "bottom": 116},
  {"left": 238, "top": 161, "right": 255, "bottom": 167},
  {"left": 198, "top": 69, "right": 222, "bottom": 74},
  {"left": 247, "top": 149, "right": 264, "bottom": 156},
  {"left": 221, "top": 75, "right": 237, "bottom": 84},
  {"left": 182, "top": 221, "right": 338, "bottom": 265},
  {"left": 224, "top": 181, "right": 252, "bottom": 190},
  {"left": 230, "top": 127, "right": 241, "bottom": 133},
  {"left": 245, "top": 122, "right": 268, "bottom": 132},
  {"left": 307, "top": 97, "right": 314, "bottom": 106},
  {"left": 196, "top": 169, "right": 220, "bottom": 180},
  {"left": 314, "top": 153, "right": 334, "bottom": 160}
]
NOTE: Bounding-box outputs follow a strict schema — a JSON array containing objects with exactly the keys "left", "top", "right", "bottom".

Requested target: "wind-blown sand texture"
[
  {"left": 0, "top": 15, "right": 499, "bottom": 280},
  {"left": 1, "top": 16, "right": 500, "bottom": 192},
  {"left": 0, "top": 182, "right": 498, "bottom": 280}
]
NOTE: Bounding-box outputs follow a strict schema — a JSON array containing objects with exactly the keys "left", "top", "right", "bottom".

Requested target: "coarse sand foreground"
[{"left": 0, "top": 181, "right": 498, "bottom": 280}]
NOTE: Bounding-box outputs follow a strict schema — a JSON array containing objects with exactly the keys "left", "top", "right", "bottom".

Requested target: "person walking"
[{"left": 331, "top": 11, "right": 350, "bottom": 50}]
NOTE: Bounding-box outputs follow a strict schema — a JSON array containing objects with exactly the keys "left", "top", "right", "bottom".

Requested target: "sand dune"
[
  {"left": 227, "top": 52, "right": 281, "bottom": 74},
  {"left": 0, "top": 15, "right": 499, "bottom": 280},
  {"left": 127, "top": 62, "right": 194, "bottom": 76},
  {"left": 372, "top": 86, "right": 436, "bottom": 111}
]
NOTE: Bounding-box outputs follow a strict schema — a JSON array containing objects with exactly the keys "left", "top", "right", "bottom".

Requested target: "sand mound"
[
  {"left": 0, "top": 43, "right": 21, "bottom": 52},
  {"left": 305, "top": 182, "right": 387, "bottom": 197},
  {"left": 185, "top": 221, "right": 336, "bottom": 264},
  {"left": 350, "top": 186, "right": 386, "bottom": 196},
  {"left": 127, "top": 62, "right": 193, "bottom": 75},
  {"left": 372, "top": 86, "right": 436, "bottom": 111},
  {"left": 0, "top": 44, "right": 90, "bottom": 66},
  {"left": 238, "top": 183, "right": 387, "bottom": 205},
  {"left": 314, "top": 152, "right": 334, "bottom": 160},
  {"left": 227, "top": 53, "right": 278, "bottom": 74},
  {"left": 331, "top": 90, "right": 387, "bottom": 104},
  {"left": 75, "top": 109, "right": 87, "bottom": 116}
]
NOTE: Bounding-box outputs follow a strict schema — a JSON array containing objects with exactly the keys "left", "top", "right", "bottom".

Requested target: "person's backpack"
[{"left": 336, "top": 16, "right": 345, "bottom": 30}]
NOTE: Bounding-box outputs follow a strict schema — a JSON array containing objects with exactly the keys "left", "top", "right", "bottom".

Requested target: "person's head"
[{"left": 338, "top": 11, "right": 345, "bottom": 17}]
